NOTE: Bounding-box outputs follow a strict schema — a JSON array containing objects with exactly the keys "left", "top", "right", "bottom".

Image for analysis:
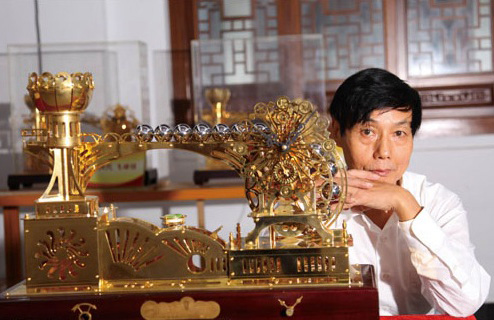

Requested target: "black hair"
[{"left": 329, "top": 68, "right": 422, "bottom": 136}]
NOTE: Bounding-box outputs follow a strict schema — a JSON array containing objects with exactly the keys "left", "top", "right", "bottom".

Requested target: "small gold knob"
[{"left": 278, "top": 296, "right": 303, "bottom": 317}]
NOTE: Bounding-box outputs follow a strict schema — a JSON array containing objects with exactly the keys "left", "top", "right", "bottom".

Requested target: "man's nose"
[{"left": 374, "top": 136, "right": 391, "bottom": 159}]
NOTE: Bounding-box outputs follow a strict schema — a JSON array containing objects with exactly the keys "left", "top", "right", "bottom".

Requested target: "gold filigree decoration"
[
  {"left": 104, "top": 228, "right": 164, "bottom": 272},
  {"left": 162, "top": 237, "right": 211, "bottom": 257},
  {"left": 35, "top": 228, "right": 89, "bottom": 280},
  {"left": 242, "top": 97, "right": 345, "bottom": 223}
]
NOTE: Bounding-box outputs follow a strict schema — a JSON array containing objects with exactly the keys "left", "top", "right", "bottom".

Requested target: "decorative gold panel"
[
  {"left": 24, "top": 217, "right": 99, "bottom": 288},
  {"left": 98, "top": 218, "right": 227, "bottom": 281}
]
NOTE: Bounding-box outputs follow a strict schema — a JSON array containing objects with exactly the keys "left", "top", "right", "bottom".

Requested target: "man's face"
[{"left": 334, "top": 108, "right": 414, "bottom": 185}]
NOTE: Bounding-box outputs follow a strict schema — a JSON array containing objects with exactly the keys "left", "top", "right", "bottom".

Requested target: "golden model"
[
  {"left": 204, "top": 88, "right": 231, "bottom": 125},
  {"left": 17, "top": 71, "right": 358, "bottom": 295}
]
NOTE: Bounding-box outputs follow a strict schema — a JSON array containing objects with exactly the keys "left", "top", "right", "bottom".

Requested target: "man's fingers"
[
  {"left": 333, "top": 169, "right": 380, "bottom": 189},
  {"left": 334, "top": 176, "right": 373, "bottom": 189},
  {"left": 347, "top": 169, "right": 381, "bottom": 180},
  {"left": 346, "top": 176, "right": 373, "bottom": 189}
]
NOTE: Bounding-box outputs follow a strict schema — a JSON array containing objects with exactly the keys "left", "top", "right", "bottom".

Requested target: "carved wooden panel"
[
  {"left": 418, "top": 85, "right": 493, "bottom": 108},
  {"left": 196, "top": 0, "right": 278, "bottom": 40},
  {"left": 407, "top": 0, "right": 493, "bottom": 77},
  {"left": 193, "top": 38, "right": 281, "bottom": 86},
  {"left": 191, "top": 35, "right": 327, "bottom": 117},
  {"left": 300, "top": 0, "right": 386, "bottom": 80}
]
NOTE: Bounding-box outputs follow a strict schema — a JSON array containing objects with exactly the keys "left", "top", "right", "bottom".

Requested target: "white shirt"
[{"left": 335, "top": 171, "right": 491, "bottom": 316}]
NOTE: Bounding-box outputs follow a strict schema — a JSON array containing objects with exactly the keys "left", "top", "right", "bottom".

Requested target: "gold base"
[{"left": 3, "top": 264, "right": 363, "bottom": 298}]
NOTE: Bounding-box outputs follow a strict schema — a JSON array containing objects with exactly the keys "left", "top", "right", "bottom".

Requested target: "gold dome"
[{"left": 27, "top": 72, "right": 94, "bottom": 112}]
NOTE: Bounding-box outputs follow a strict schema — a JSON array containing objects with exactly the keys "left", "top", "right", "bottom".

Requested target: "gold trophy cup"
[{"left": 205, "top": 88, "right": 231, "bottom": 124}]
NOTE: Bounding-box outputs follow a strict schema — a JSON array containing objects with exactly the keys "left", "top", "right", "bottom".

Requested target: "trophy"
[
  {"left": 100, "top": 104, "right": 139, "bottom": 136},
  {"left": 195, "top": 88, "right": 249, "bottom": 183},
  {"left": 205, "top": 88, "right": 231, "bottom": 125},
  {"left": 201, "top": 88, "right": 235, "bottom": 174},
  {"left": 88, "top": 104, "right": 149, "bottom": 187}
]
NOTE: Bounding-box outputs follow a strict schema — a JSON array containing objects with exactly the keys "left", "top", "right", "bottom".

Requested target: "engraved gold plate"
[{"left": 141, "top": 297, "right": 220, "bottom": 320}]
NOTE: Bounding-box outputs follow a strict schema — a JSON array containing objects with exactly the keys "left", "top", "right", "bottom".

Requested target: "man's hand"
[{"left": 333, "top": 169, "right": 422, "bottom": 222}]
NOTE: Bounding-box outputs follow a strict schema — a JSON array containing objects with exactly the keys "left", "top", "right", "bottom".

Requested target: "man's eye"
[
  {"left": 362, "top": 129, "right": 372, "bottom": 135},
  {"left": 395, "top": 130, "right": 405, "bottom": 137}
]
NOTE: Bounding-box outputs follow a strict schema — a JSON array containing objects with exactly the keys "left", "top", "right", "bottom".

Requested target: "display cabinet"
[
  {"left": 191, "top": 34, "right": 327, "bottom": 126},
  {"left": 7, "top": 41, "right": 151, "bottom": 188}
]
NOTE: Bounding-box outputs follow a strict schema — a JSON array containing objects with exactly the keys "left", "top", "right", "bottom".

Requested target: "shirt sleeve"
[{"left": 398, "top": 194, "right": 491, "bottom": 317}]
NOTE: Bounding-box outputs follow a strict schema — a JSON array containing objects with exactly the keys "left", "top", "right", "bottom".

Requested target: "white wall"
[
  {"left": 103, "top": 0, "right": 173, "bottom": 177},
  {"left": 0, "top": 0, "right": 492, "bottom": 305},
  {"left": 0, "top": 0, "right": 108, "bottom": 52}
]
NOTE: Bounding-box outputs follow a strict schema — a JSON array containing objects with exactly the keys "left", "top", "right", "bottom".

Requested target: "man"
[{"left": 329, "top": 68, "right": 490, "bottom": 316}]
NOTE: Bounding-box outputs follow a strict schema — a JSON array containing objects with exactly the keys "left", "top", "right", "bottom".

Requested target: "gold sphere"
[{"left": 27, "top": 72, "right": 94, "bottom": 112}]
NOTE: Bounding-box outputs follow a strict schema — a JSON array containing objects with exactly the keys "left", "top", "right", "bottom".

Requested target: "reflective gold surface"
[
  {"left": 27, "top": 72, "right": 94, "bottom": 112},
  {"left": 141, "top": 297, "right": 221, "bottom": 320},
  {"left": 24, "top": 217, "right": 99, "bottom": 288}
]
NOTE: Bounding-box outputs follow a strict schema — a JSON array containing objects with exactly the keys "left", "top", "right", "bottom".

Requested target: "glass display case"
[
  {"left": 0, "top": 53, "right": 15, "bottom": 190},
  {"left": 152, "top": 49, "right": 176, "bottom": 181},
  {"left": 191, "top": 34, "right": 327, "bottom": 126},
  {"left": 190, "top": 34, "right": 326, "bottom": 182},
  {"left": 7, "top": 41, "right": 151, "bottom": 188},
  {"left": 153, "top": 49, "right": 217, "bottom": 184}
]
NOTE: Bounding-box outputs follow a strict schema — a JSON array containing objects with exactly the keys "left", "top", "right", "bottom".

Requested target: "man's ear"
[{"left": 329, "top": 118, "right": 342, "bottom": 145}]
